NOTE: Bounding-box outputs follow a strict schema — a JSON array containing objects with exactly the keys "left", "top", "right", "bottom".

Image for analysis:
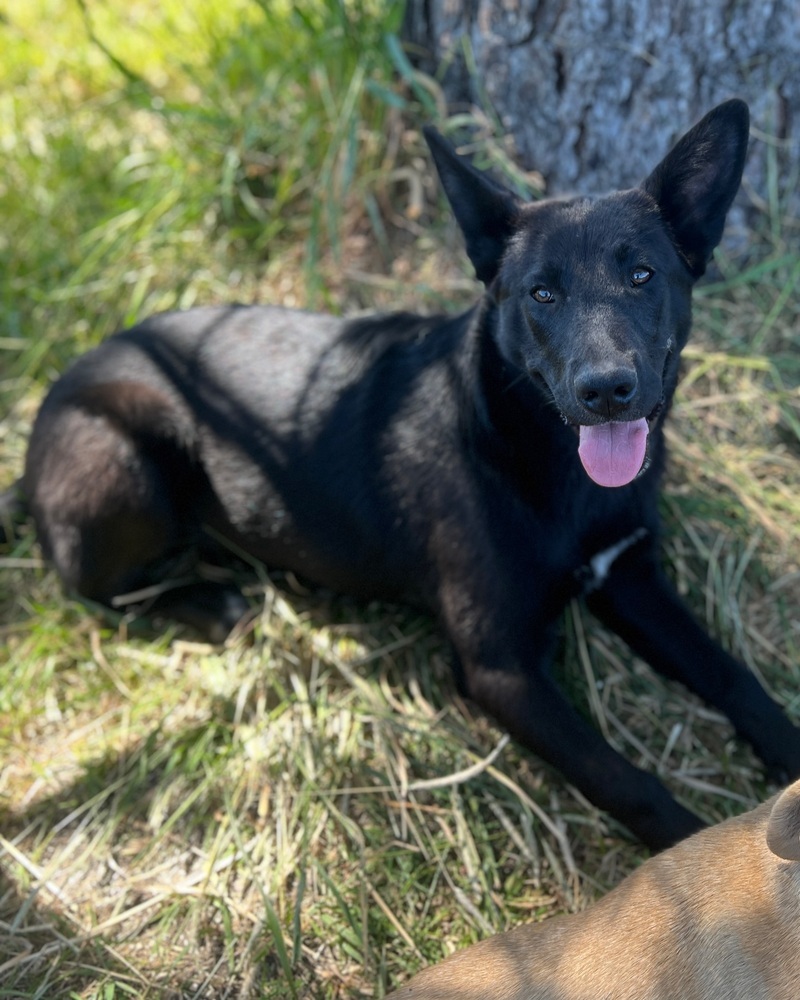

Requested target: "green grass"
[{"left": 2, "top": 3, "right": 800, "bottom": 997}]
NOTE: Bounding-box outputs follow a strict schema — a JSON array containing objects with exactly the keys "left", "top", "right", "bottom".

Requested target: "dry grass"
[{"left": 2, "top": 5, "right": 800, "bottom": 998}]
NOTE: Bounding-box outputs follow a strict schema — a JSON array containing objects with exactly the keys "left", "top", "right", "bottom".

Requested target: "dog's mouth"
[
  {"left": 532, "top": 366, "right": 669, "bottom": 488},
  {"left": 567, "top": 401, "right": 663, "bottom": 488},
  {"left": 577, "top": 418, "right": 649, "bottom": 487}
]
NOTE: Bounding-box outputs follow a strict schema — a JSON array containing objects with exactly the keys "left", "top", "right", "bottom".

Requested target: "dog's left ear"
[
  {"left": 766, "top": 780, "right": 800, "bottom": 862},
  {"left": 424, "top": 126, "right": 522, "bottom": 285},
  {"left": 641, "top": 99, "right": 749, "bottom": 278}
]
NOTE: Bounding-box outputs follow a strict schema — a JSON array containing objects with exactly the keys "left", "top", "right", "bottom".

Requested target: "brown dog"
[{"left": 387, "top": 781, "right": 800, "bottom": 999}]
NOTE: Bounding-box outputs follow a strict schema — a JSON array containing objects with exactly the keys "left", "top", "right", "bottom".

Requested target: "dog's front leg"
[
  {"left": 445, "top": 620, "right": 704, "bottom": 850},
  {"left": 586, "top": 548, "right": 800, "bottom": 783}
]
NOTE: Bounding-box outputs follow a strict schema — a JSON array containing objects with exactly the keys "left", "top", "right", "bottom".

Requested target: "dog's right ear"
[
  {"left": 766, "top": 780, "right": 800, "bottom": 861},
  {"left": 424, "top": 127, "right": 522, "bottom": 285}
]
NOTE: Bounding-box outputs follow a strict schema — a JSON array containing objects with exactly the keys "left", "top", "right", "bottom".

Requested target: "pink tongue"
[{"left": 578, "top": 419, "right": 649, "bottom": 487}]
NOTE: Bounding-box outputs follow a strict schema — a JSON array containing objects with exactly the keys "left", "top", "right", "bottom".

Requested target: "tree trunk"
[{"left": 402, "top": 0, "right": 799, "bottom": 237}]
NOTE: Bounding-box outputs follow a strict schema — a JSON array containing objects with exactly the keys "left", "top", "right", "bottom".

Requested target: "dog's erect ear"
[
  {"left": 641, "top": 99, "right": 749, "bottom": 278},
  {"left": 765, "top": 780, "right": 800, "bottom": 861},
  {"left": 424, "top": 126, "right": 522, "bottom": 285}
]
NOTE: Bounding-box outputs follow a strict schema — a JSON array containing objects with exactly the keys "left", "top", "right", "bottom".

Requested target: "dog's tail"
[
  {"left": 0, "top": 478, "right": 29, "bottom": 544},
  {"left": 766, "top": 780, "right": 800, "bottom": 861}
]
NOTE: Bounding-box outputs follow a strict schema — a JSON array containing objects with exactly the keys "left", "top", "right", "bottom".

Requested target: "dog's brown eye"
[
  {"left": 530, "top": 286, "right": 555, "bottom": 304},
  {"left": 631, "top": 267, "right": 653, "bottom": 286}
]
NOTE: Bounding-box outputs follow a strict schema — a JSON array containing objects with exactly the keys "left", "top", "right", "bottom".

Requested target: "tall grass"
[{"left": 0, "top": 0, "right": 403, "bottom": 396}]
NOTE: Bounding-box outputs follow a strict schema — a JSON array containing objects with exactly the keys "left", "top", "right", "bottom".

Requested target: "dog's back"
[
  {"left": 24, "top": 301, "right": 474, "bottom": 605},
  {"left": 388, "top": 782, "right": 800, "bottom": 1000}
]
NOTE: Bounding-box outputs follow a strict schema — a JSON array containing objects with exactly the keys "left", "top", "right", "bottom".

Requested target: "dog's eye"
[
  {"left": 631, "top": 267, "right": 653, "bottom": 286},
  {"left": 530, "top": 286, "right": 555, "bottom": 304}
]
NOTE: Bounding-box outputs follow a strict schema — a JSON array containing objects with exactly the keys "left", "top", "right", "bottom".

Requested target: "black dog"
[{"left": 12, "top": 100, "right": 800, "bottom": 848}]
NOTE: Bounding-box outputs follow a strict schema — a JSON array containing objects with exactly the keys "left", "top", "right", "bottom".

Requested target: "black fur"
[{"left": 13, "top": 100, "right": 800, "bottom": 847}]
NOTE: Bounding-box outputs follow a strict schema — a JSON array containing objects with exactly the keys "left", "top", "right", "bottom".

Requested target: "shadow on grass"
[
  {"left": 0, "top": 716, "right": 318, "bottom": 997},
  {"left": 0, "top": 593, "right": 457, "bottom": 1000}
]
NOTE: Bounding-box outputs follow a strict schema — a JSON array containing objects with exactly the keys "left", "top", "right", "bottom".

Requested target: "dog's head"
[{"left": 425, "top": 101, "right": 749, "bottom": 487}]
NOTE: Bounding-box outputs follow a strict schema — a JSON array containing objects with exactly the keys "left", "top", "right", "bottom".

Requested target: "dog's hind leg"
[
  {"left": 24, "top": 382, "right": 248, "bottom": 639},
  {"left": 587, "top": 547, "right": 800, "bottom": 782}
]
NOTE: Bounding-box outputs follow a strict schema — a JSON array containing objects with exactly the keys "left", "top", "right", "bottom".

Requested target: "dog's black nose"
[{"left": 574, "top": 366, "right": 638, "bottom": 417}]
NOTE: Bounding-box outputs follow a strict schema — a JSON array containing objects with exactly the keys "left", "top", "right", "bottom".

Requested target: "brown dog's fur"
[{"left": 388, "top": 781, "right": 800, "bottom": 999}]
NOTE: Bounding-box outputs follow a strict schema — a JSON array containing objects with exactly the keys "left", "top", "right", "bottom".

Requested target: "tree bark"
[{"left": 402, "top": 0, "right": 800, "bottom": 236}]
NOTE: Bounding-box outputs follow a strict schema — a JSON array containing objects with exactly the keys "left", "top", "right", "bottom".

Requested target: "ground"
[{"left": 1, "top": 3, "right": 799, "bottom": 998}]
